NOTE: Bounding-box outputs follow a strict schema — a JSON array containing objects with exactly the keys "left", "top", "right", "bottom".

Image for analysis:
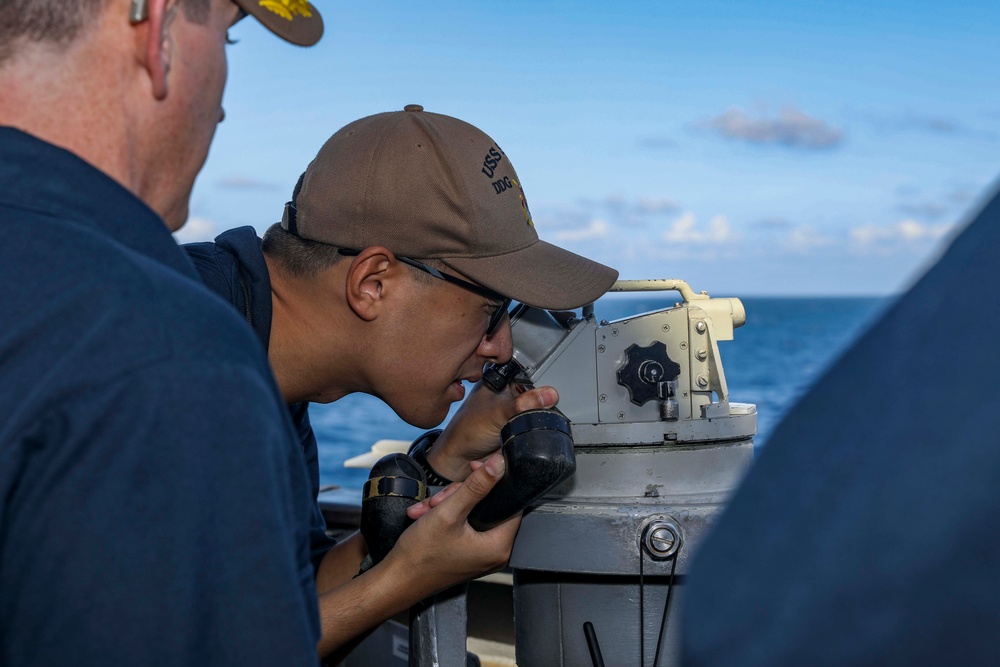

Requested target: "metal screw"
[
  {"left": 617, "top": 411, "right": 626, "bottom": 420},
  {"left": 679, "top": 341, "right": 688, "bottom": 350},
  {"left": 641, "top": 520, "right": 681, "bottom": 559},
  {"left": 695, "top": 347, "right": 708, "bottom": 361},
  {"left": 696, "top": 375, "right": 709, "bottom": 388},
  {"left": 611, "top": 328, "right": 619, "bottom": 337},
  {"left": 661, "top": 324, "right": 670, "bottom": 332},
  {"left": 695, "top": 321, "right": 707, "bottom": 334},
  {"left": 598, "top": 344, "right": 606, "bottom": 353},
  {"left": 600, "top": 394, "right": 608, "bottom": 403}
]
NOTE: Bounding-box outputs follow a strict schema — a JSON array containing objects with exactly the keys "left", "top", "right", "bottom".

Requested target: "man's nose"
[{"left": 479, "top": 312, "right": 513, "bottom": 363}]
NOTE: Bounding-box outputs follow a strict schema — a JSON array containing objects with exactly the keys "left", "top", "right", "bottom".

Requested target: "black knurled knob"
[{"left": 616, "top": 341, "right": 681, "bottom": 406}]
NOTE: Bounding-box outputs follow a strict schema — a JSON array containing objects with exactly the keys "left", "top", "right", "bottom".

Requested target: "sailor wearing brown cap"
[{"left": 184, "top": 105, "right": 618, "bottom": 661}]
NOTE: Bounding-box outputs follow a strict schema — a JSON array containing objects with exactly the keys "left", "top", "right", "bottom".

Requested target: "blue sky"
[{"left": 177, "top": 0, "right": 1000, "bottom": 296}]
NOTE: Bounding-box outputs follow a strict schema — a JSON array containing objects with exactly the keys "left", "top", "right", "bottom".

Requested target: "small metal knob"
[{"left": 641, "top": 519, "right": 682, "bottom": 560}]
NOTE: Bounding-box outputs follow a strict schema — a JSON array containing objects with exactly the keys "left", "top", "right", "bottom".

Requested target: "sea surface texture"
[{"left": 312, "top": 295, "right": 887, "bottom": 490}]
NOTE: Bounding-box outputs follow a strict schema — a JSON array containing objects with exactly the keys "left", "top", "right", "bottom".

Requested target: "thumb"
[
  {"left": 513, "top": 386, "right": 559, "bottom": 413},
  {"left": 443, "top": 451, "right": 505, "bottom": 520}
]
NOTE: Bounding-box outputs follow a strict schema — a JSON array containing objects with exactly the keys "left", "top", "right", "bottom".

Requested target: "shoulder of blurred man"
[
  {"left": 682, "top": 186, "right": 1000, "bottom": 666},
  {"left": 0, "top": 127, "right": 321, "bottom": 664}
]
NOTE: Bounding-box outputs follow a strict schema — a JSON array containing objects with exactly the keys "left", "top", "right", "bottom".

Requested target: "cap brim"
[
  {"left": 234, "top": 0, "right": 324, "bottom": 46},
  {"left": 442, "top": 241, "right": 619, "bottom": 310}
]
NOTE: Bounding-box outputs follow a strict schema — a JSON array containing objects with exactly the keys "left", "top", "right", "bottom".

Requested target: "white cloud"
[
  {"left": 552, "top": 218, "right": 611, "bottom": 242},
  {"left": 172, "top": 216, "right": 218, "bottom": 244},
  {"left": 704, "top": 106, "right": 843, "bottom": 149},
  {"left": 537, "top": 194, "right": 682, "bottom": 233},
  {"left": 897, "top": 200, "right": 948, "bottom": 219},
  {"left": 216, "top": 175, "right": 281, "bottom": 190},
  {"left": 636, "top": 197, "right": 681, "bottom": 214},
  {"left": 662, "top": 212, "right": 733, "bottom": 244},
  {"left": 850, "top": 218, "right": 953, "bottom": 252},
  {"left": 638, "top": 135, "right": 677, "bottom": 150},
  {"left": 784, "top": 225, "right": 836, "bottom": 252},
  {"left": 751, "top": 217, "right": 792, "bottom": 230}
]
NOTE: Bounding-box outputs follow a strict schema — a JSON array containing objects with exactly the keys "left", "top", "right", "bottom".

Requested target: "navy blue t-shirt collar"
[
  {"left": 0, "top": 126, "right": 198, "bottom": 281},
  {"left": 214, "top": 226, "right": 274, "bottom": 349}
]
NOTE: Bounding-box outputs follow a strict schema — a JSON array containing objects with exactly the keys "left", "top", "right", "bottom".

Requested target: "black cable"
[
  {"left": 652, "top": 551, "right": 680, "bottom": 667},
  {"left": 639, "top": 545, "right": 645, "bottom": 666},
  {"left": 583, "top": 621, "right": 606, "bottom": 667}
]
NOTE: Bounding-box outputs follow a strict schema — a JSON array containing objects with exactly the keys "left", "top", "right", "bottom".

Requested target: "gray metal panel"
[
  {"left": 554, "top": 439, "right": 755, "bottom": 500},
  {"left": 511, "top": 441, "right": 754, "bottom": 576},
  {"left": 512, "top": 503, "right": 718, "bottom": 576},
  {"left": 408, "top": 585, "right": 469, "bottom": 667},
  {"left": 570, "top": 410, "right": 757, "bottom": 446},
  {"left": 514, "top": 572, "right": 685, "bottom": 666}
]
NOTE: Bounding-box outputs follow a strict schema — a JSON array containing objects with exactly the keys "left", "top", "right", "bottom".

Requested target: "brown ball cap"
[
  {"left": 283, "top": 106, "right": 619, "bottom": 310},
  {"left": 233, "top": 0, "right": 323, "bottom": 46}
]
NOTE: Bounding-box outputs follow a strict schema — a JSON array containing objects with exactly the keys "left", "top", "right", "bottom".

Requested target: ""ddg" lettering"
[{"left": 492, "top": 176, "right": 513, "bottom": 194}]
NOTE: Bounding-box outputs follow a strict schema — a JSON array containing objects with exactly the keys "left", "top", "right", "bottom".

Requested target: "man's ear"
[
  {"left": 344, "top": 247, "right": 395, "bottom": 322},
  {"left": 142, "top": 0, "right": 178, "bottom": 100}
]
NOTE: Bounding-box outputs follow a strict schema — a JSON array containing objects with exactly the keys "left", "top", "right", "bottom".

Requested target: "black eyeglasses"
[{"left": 337, "top": 248, "right": 512, "bottom": 337}]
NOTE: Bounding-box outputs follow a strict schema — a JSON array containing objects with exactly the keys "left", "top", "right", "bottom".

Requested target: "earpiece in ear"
[{"left": 129, "top": 0, "right": 148, "bottom": 24}]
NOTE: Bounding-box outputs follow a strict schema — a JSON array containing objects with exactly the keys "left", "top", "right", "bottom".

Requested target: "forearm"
[
  {"left": 316, "top": 556, "right": 432, "bottom": 659},
  {"left": 316, "top": 452, "right": 521, "bottom": 660},
  {"left": 315, "top": 531, "right": 367, "bottom": 594}
]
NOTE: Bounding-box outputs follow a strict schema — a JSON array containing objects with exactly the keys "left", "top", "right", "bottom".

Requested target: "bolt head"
[
  {"left": 649, "top": 527, "right": 676, "bottom": 552},
  {"left": 641, "top": 520, "right": 682, "bottom": 559},
  {"left": 695, "top": 321, "right": 707, "bottom": 333}
]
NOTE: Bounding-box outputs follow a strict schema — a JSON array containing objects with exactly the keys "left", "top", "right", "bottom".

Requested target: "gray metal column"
[{"left": 408, "top": 584, "right": 469, "bottom": 667}]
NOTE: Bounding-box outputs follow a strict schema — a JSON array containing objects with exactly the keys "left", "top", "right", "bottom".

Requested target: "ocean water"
[{"left": 312, "top": 295, "right": 890, "bottom": 490}]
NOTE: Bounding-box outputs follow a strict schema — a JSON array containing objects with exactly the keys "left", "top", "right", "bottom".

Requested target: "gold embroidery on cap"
[
  {"left": 512, "top": 178, "right": 534, "bottom": 227},
  {"left": 257, "top": 0, "right": 312, "bottom": 21}
]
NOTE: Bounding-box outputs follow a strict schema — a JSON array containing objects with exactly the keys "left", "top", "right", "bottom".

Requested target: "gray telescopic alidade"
[{"left": 483, "top": 279, "right": 756, "bottom": 667}]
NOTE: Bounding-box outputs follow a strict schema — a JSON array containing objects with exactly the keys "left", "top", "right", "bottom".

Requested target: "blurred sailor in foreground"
[
  {"left": 683, "top": 185, "right": 1000, "bottom": 665},
  {"left": 0, "top": 0, "right": 326, "bottom": 664}
]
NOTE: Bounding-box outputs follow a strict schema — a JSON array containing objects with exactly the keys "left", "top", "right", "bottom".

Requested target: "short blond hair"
[{"left": 0, "top": 0, "right": 210, "bottom": 64}]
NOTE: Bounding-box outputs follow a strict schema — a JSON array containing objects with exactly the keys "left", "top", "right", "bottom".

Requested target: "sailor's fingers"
[
  {"left": 406, "top": 482, "right": 460, "bottom": 520},
  {"left": 436, "top": 452, "right": 505, "bottom": 524},
  {"left": 406, "top": 501, "right": 430, "bottom": 520},
  {"left": 428, "top": 482, "right": 460, "bottom": 508},
  {"left": 510, "top": 385, "right": 559, "bottom": 414}
]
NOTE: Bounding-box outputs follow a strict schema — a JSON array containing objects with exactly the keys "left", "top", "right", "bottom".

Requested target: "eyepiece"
[{"left": 483, "top": 358, "right": 523, "bottom": 393}]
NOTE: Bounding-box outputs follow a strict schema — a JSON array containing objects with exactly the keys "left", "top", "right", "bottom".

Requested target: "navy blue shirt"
[
  {"left": 183, "top": 227, "right": 337, "bottom": 572},
  {"left": 683, "top": 185, "right": 1000, "bottom": 665},
  {"left": 0, "top": 128, "right": 319, "bottom": 665}
]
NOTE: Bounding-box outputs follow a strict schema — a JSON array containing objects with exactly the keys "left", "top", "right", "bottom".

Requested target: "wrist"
[{"left": 407, "top": 430, "right": 454, "bottom": 486}]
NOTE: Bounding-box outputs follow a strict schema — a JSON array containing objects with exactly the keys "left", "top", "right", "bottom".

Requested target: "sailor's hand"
[
  {"left": 382, "top": 452, "right": 521, "bottom": 598},
  {"left": 427, "top": 383, "right": 558, "bottom": 482},
  {"left": 406, "top": 457, "right": 492, "bottom": 521}
]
